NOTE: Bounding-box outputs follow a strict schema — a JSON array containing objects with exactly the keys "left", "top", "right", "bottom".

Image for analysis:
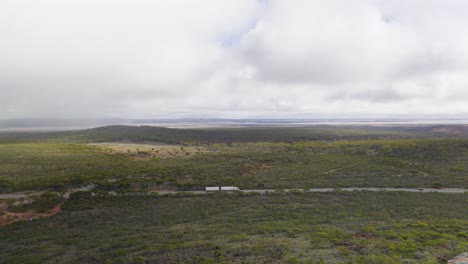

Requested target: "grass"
[
  {"left": 1, "top": 126, "right": 468, "bottom": 263},
  {"left": 1, "top": 138, "right": 468, "bottom": 192},
  {"left": 0, "top": 191, "right": 467, "bottom": 263},
  {"left": 0, "top": 142, "right": 138, "bottom": 192},
  {"left": 0, "top": 124, "right": 461, "bottom": 144}
]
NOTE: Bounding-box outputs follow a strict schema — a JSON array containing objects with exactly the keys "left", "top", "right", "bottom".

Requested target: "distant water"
[{"left": 2, "top": 118, "right": 468, "bottom": 131}]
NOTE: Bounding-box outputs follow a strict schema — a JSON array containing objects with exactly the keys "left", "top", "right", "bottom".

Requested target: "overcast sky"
[{"left": 2, "top": 0, "right": 468, "bottom": 119}]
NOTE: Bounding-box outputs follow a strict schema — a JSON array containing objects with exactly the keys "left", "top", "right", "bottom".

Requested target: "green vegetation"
[
  {"left": 8, "top": 192, "right": 63, "bottom": 213},
  {"left": 1, "top": 191, "right": 467, "bottom": 263},
  {"left": 0, "top": 142, "right": 137, "bottom": 192},
  {"left": 1, "top": 125, "right": 467, "bottom": 263},
  {"left": 63, "top": 125, "right": 421, "bottom": 143},
  {"left": 2, "top": 124, "right": 468, "bottom": 144},
  {"left": 1, "top": 137, "right": 468, "bottom": 192}
]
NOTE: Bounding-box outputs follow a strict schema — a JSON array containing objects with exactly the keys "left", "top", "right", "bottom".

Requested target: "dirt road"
[{"left": 1, "top": 187, "right": 466, "bottom": 200}]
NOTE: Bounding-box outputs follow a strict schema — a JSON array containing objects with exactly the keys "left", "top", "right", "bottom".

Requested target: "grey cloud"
[
  {"left": 326, "top": 88, "right": 406, "bottom": 103},
  {"left": 1, "top": 0, "right": 468, "bottom": 118},
  {"left": 393, "top": 50, "right": 468, "bottom": 80}
]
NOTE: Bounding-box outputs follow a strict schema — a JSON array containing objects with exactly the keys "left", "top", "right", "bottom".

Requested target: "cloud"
[
  {"left": 238, "top": 0, "right": 404, "bottom": 84},
  {"left": 1, "top": 0, "right": 468, "bottom": 118},
  {"left": 326, "top": 88, "right": 405, "bottom": 103}
]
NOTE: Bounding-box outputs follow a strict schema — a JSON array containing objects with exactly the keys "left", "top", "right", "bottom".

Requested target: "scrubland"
[{"left": 0, "top": 125, "right": 467, "bottom": 263}]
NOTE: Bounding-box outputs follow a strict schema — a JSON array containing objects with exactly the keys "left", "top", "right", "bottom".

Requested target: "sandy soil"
[{"left": 90, "top": 142, "right": 209, "bottom": 159}]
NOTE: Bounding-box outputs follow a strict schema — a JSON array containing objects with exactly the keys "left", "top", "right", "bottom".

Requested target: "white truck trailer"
[
  {"left": 205, "top": 186, "right": 240, "bottom": 191},
  {"left": 220, "top": 186, "right": 240, "bottom": 191}
]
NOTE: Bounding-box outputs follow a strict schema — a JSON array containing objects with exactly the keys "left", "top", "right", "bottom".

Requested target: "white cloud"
[{"left": 1, "top": 0, "right": 468, "bottom": 118}]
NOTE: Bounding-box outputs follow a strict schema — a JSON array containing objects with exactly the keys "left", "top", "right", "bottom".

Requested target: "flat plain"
[{"left": 0, "top": 125, "right": 467, "bottom": 263}]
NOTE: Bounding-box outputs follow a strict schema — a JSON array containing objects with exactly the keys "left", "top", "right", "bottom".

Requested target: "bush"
[
  {"left": 355, "top": 255, "right": 396, "bottom": 264},
  {"left": 68, "top": 191, "right": 93, "bottom": 200},
  {"left": 0, "top": 179, "right": 14, "bottom": 192}
]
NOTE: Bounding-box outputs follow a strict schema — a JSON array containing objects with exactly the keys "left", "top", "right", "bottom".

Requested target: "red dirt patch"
[{"left": 0, "top": 203, "right": 63, "bottom": 226}]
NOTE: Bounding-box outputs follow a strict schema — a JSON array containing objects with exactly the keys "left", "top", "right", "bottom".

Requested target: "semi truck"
[{"left": 205, "top": 186, "right": 240, "bottom": 191}]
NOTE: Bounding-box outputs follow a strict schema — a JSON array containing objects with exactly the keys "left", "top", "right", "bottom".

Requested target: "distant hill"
[
  {"left": 57, "top": 125, "right": 422, "bottom": 143},
  {"left": 429, "top": 125, "right": 468, "bottom": 135},
  {"left": 2, "top": 124, "right": 468, "bottom": 144}
]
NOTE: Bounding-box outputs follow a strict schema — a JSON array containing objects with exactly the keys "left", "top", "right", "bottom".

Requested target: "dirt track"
[{"left": 0, "top": 203, "right": 62, "bottom": 226}]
